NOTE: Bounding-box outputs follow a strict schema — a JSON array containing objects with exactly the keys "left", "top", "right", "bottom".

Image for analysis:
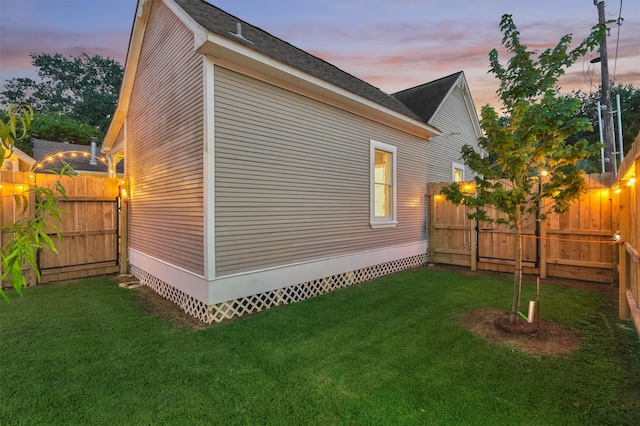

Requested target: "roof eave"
[
  {"left": 103, "top": 0, "right": 158, "bottom": 154},
  {"left": 197, "top": 34, "right": 440, "bottom": 139}
]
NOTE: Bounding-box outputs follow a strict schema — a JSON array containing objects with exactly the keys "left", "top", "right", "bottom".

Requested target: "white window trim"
[
  {"left": 452, "top": 161, "right": 465, "bottom": 182},
  {"left": 370, "top": 139, "right": 397, "bottom": 229}
]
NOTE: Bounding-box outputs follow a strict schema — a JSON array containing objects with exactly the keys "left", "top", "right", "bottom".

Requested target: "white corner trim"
[{"left": 203, "top": 56, "right": 216, "bottom": 281}]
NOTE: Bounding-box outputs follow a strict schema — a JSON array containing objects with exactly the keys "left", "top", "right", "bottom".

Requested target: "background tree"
[
  {"left": 29, "top": 113, "right": 103, "bottom": 154},
  {"left": 0, "top": 110, "right": 104, "bottom": 156},
  {"left": 564, "top": 83, "right": 640, "bottom": 172},
  {"left": 442, "top": 14, "right": 604, "bottom": 324},
  {"left": 0, "top": 53, "right": 123, "bottom": 133}
]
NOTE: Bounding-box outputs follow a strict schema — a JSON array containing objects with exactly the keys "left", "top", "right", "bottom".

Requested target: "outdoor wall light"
[{"left": 462, "top": 183, "right": 475, "bottom": 194}]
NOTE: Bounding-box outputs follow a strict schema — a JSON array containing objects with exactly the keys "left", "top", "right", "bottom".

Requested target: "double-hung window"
[
  {"left": 452, "top": 161, "right": 465, "bottom": 182},
  {"left": 370, "top": 140, "right": 397, "bottom": 228}
]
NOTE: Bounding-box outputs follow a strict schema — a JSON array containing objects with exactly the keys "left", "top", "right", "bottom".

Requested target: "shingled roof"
[
  {"left": 33, "top": 139, "right": 123, "bottom": 174},
  {"left": 173, "top": 0, "right": 424, "bottom": 123},
  {"left": 392, "top": 72, "right": 464, "bottom": 123}
]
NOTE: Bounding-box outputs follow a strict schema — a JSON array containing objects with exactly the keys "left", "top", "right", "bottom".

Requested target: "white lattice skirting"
[{"left": 131, "top": 253, "right": 427, "bottom": 323}]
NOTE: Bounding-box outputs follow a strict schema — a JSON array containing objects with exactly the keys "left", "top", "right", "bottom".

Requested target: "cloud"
[{"left": 0, "top": 24, "right": 129, "bottom": 78}]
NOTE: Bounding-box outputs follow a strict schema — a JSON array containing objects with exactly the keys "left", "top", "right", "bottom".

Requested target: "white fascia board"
[
  {"left": 102, "top": 0, "right": 152, "bottom": 154},
  {"left": 459, "top": 77, "right": 484, "bottom": 140},
  {"left": 103, "top": 0, "right": 210, "bottom": 155},
  {"left": 429, "top": 73, "right": 464, "bottom": 126},
  {"left": 196, "top": 35, "right": 440, "bottom": 140},
  {"left": 429, "top": 72, "right": 483, "bottom": 143},
  {"left": 207, "top": 241, "right": 427, "bottom": 304}
]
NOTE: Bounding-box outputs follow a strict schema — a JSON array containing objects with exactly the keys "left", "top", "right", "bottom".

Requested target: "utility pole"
[{"left": 594, "top": 0, "right": 616, "bottom": 176}]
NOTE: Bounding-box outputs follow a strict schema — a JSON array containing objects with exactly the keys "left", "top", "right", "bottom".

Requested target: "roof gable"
[{"left": 392, "top": 72, "right": 464, "bottom": 124}]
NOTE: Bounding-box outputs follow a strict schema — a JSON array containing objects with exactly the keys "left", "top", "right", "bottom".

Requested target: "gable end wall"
[
  {"left": 426, "top": 87, "right": 479, "bottom": 181},
  {"left": 127, "top": 1, "right": 205, "bottom": 275}
]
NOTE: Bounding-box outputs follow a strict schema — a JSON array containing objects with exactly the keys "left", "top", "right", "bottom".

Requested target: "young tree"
[
  {"left": 441, "top": 15, "right": 605, "bottom": 324},
  {"left": 0, "top": 105, "right": 72, "bottom": 302},
  {"left": 0, "top": 53, "right": 123, "bottom": 132}
]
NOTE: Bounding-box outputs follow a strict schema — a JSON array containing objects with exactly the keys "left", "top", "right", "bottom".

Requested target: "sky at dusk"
[{"left": 0, "top": 0, "right": 638, "bottom": 111}]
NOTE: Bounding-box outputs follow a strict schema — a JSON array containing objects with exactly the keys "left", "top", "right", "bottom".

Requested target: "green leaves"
[
  {"left": 442, "top": 14, "right": 602, "bottom": 226},
  {"left": 491, "top": 14, "right": 602, "bottom": 111},
  {"left": 0, "top": 105, "right": 70, "bottom": 302},
  {"left": 0, "top": 104, "right": 34, "bottom": 158},
  {"left": 0, "top": 182, "right": 68, "bottom": 303}
]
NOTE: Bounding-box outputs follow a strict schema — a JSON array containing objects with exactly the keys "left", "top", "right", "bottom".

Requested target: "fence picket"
[{"left": 428, "top": 174, "right": 615, "bottom": 283}]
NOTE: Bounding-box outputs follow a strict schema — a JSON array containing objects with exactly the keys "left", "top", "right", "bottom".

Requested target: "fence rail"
[{"left": 428, "top": 173, "right": 615, "bottom": 284}]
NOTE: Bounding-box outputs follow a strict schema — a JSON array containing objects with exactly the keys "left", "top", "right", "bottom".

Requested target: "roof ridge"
[
  {"left": 173, "top": 0, "right": 424, "bottom": 122},
  {"left": 392, "top": 71, "right": 463, "bottom": 96}
]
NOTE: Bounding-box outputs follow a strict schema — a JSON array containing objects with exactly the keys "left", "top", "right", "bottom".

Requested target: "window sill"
[{"left": 370, "top": 220, "right": 398, "bottom": 229}]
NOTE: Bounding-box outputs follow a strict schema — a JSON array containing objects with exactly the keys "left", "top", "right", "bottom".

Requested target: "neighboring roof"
[
  {"left": 392, "top": 72, "right": 464, "bottom": 124},
  {"left": 173, "top": 0, "right": 423, "bottom": 123},
  {"left": 33, "top": 139, "right": 123, "bottom": 174},
  {"left": 4, "top": 146, "right": 36, "bottom": 171}
]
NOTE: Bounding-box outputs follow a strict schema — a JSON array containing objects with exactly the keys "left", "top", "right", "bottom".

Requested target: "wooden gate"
[
  {"left": 1, "top": 172, "right": 126, "bottom": 285},
  {"left": 37, "top": 197, "right": 120, "bottom": 283}
]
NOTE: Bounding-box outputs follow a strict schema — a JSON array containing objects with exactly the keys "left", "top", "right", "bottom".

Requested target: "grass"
[{"left": 1, "top": 269, "right": 639, "bottom": 425}]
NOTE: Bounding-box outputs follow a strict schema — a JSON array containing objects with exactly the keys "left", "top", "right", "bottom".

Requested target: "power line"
[{"left": 612, "top": 0, "right": 623, "bottom": 84}]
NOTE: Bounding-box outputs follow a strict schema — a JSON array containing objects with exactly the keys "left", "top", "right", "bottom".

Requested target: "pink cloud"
[{"left": 0, "top": 25, "right": 129, "bottom": 77}]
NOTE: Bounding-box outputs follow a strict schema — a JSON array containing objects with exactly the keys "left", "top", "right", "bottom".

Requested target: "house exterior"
[
  {"left": 102, "top": 0, "right": 481, "bottom": 323},
  {"left": 1, "top": 147, "right": 35, "bottom": 172}
]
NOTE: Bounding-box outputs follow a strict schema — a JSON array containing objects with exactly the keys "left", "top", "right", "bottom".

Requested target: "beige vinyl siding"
[
  {"left": 214, "top": 66, "right": 428, "bottom": 276},
  {"left": 126, "top": 1, "right": 205, "bottom": 275},
  {"left": 425, "top": 87, "right": 479, "bottom": 181}
]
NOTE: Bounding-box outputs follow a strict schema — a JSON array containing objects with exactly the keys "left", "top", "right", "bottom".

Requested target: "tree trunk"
[{"left": 510, "top": 214, "right": 523, "bottom": 325}]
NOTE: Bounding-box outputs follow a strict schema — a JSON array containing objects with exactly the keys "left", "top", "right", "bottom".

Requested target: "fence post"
[
  {"left": 470, "top": 216, "right": 477, "bottom": 271},
  {"left": 119, "top": 180, "right": 129, "bottom": 275},
  {"left": 618, "top": 185, "right": 630, "bottom": 319},
  {"left": 428, "top": 193, "right": 434, "bottom": 262},
  {"left": 539, "top": 202, "right": 547, "bottom": 279},
  {"left": 619, "top": 244, "right": 629, "bottom": 319}
]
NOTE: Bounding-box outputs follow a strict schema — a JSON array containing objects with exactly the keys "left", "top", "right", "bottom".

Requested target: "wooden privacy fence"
[
  {"left": 615, "top": 133, "right": 640, "bottom": 336},
  {"left": 1, "top": 171, "right": 127, "bottom": 286},
  {"left": 428, "top": 173, "right": 616, "bottom": 284}
]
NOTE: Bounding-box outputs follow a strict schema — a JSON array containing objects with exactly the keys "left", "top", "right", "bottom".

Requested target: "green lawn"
[{"left": 1, "top": 269, "right": 639, "bottom": 425}]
